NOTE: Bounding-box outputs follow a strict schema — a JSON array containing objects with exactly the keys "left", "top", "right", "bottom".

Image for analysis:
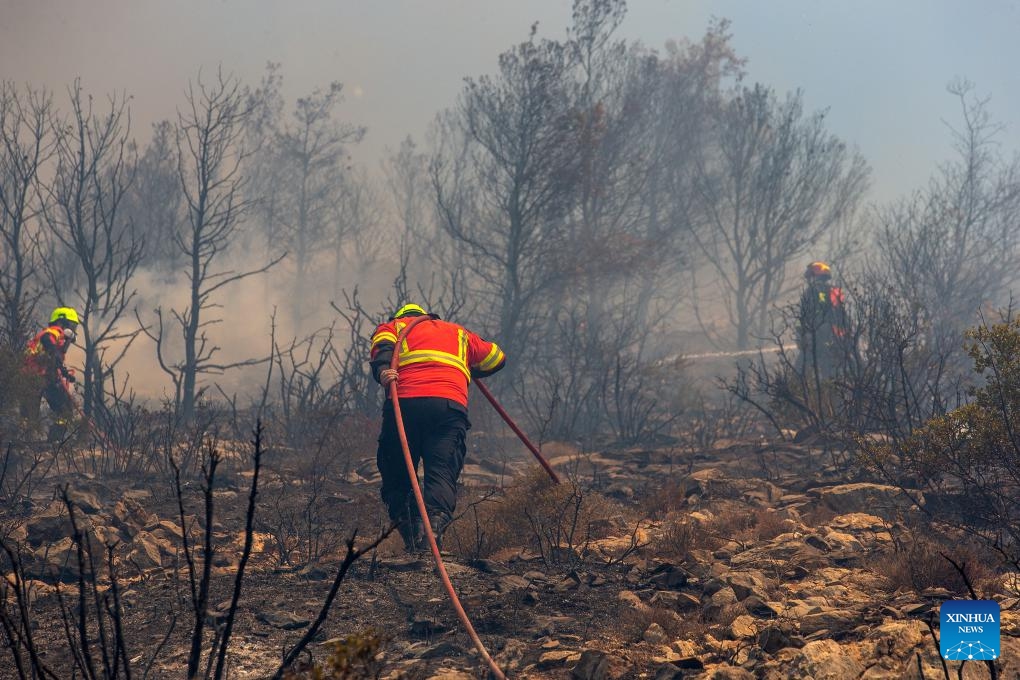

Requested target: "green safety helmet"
[
  {"left": 392, "top": 303, "right": 427, "bottom": 319},
  {"left": 50, "top": 306, "right": 80, "bottom": 325}
]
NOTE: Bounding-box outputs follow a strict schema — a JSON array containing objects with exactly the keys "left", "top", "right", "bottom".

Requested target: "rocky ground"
[{"left": 3, "top": 431, "right": 1019, "bottom": 679}]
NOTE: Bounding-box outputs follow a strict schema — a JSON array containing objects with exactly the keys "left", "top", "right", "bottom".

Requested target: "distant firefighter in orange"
[{"left": 798, "top": 262, "right": 848, "bottom": 378}]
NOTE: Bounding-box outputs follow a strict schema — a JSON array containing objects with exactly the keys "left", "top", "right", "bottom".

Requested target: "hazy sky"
[{"left": 2, "top": 0, "right": 1018, "bottom": 204}]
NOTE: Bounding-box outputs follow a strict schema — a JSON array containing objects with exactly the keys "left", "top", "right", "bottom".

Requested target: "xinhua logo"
[{"left": 940, "top": 600, "right": 1000, "bottom": 661}]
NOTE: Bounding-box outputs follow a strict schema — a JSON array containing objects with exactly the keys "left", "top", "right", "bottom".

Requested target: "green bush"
[{"left": 864, "top": 314, "right": 1020, "bottom": 571}]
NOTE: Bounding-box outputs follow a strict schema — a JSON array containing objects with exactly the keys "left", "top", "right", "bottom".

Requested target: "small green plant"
[
  {"left": 864, "top": 313, "right": 1020, "bottom": 573},
  {"left": 285, "top": 629, "right": 387, "bottom": 680}
]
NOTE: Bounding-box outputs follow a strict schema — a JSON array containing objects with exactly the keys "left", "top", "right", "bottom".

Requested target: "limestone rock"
[
  {"left": 789, "top": 639, "right": 865, "bottom": 680},
  {"left": 537, "top": 649, "right": 580, "bottom": 668},
  {"left": 700, "top": 666, "right": 756, "bottom": 679},
  {"left": 256, "top": 609, "right": 310, "bottom": 630},
  {"left": 729, "top": 614, "right": 757, "bottom": 639},
  {"left": 571, "top": 649, "right": 608, "bottom": 680},
  {"left": 799, "top": 609, "right": 860, "bottom": 636},
  {"left": 643, "top": 622, "right": 669, "bottom": 645},
  {"left": 726, "top": 571, "right": 770, "bottom": 601},
  {"left": 815, "top": 483, "right": 922, "bottom": 519}
]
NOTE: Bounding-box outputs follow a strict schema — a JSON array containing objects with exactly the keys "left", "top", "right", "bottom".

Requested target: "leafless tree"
[
  {"left": 141, "top": 70, "right": 280, "bottom": 422},
  {"left": 331, "top": 166, "right": 382, "bottom": 288},
  {"left": 128, "top": 120, "right": 183, "bottom": 273},
  {"left": 629, "top": 20, "right": 745, "bottom": 332},
  {"left": 872, "top": 79, "right": 1020, "bottom": 365},
  {"left": 242, "top": 62, "right": 285, "bottom": 258},
  {"left": 0, "top": 82, "right": 52, "bottom": 349},
  {"left": 688, "top": 83, "right": 870, "bottom": 349},
  {"left": 42, "top": 81, "right": 143, "bottom": 419},
  {"left": 273, "top": 82, "right": 365, "bottom": 325},
  {"left": 431, "top": 26, "right": 580, "bottom": 359}
]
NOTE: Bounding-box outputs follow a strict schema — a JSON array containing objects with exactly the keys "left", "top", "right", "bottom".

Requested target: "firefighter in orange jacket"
[
  {"left": 369, "top": 303, "right": 506, "bottom": 553},
  {"left": 23, "top": 307, "right": 79, "bottom": 440}
]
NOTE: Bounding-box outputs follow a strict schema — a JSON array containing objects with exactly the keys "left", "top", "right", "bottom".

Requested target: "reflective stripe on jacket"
[
  {"left": 24, "top": 326, "right": 68, "bottom": 376},
  {"left": 370, "top": 316, "right": 505, "bottom": 405}
]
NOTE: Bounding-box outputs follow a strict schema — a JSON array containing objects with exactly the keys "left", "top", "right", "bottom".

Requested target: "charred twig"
[
  {"left": 942, "top": 553, "right": 998, "bottom": 680},
  {"left": 212, "top": 421, "right": 264, "bottom": 680},
  {"left": 272, "top": 525, "right": 396, "bottom": 679},
  {"left": 924, "top": 613, "right": 951, "bottom": 680},
  {"left": 0, "top": 539, "right": 59, "bottom": 679},
  {"left": 141, "top": 611, "right": 177, "bottom": 680}
]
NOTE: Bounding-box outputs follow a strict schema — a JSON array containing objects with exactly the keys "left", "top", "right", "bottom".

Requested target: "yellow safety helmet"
[
  {"left": 805, "top": 261, "right": 832, "bottom": 280},
  {"left": 50, "top": 306, "right": 80, "bottom": 325},
  {"left": 392, "top": 303, "right": 427, "bottom": 319}
]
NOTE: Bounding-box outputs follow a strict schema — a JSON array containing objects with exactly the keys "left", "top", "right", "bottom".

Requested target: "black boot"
[
  {"left": 397, "top": 516, "right": 425, "bottom": 554},
  {"left": 427, "top": 512, "right": 451, "bottom": 552}
]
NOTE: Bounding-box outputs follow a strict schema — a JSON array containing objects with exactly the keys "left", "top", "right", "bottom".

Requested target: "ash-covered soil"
[{"left": 4, "top": 432, "right": 1019, "bottom": 679}]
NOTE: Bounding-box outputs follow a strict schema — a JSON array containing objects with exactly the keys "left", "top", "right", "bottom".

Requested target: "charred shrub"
[
  {"left": 872, "top": 530, "right": 998, "bottom": 597},
  {"left": 445, "top": 468, "right": 625, "bottom": 568},
  {"left": 0, "top": 346, "right": 41, "bottom": 437}
]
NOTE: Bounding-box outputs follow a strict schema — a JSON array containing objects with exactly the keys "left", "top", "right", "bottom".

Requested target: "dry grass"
[
  {"left": 800, "top": 503, "right": 839, "bottom": 529},
  {"left": 652, "top": 512, "right": 717, "bottom": 558},
  {"left": 653, "top": 506, "right": 792, "bottom": 560},
  {"left": 638, "top": 477, "right": 691, "bottom": 518},
  {"left": 445, "top": 468, "right": 627, "bottom": 565},
  {"left": 872, "top": 532, "right": 1000, "bottom": 597}
]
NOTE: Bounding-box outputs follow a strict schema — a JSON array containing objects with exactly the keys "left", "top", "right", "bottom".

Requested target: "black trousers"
[
  {"left": 377, "top": 397, "right": 469, "bottom": 523},
  {"left": 19, "top": 376, "right": 72, "bottom": 421}
]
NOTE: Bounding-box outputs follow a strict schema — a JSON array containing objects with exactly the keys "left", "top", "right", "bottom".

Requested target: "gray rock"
[
  {"left": 729, "top": 614, "right": 757, "bottom": 639},
  {"left": 66, "top": 488, "right": 103, "bottom": 513},
  {"left": 32, "top": 536, "right": 78, "bottom": 581},
  {"left": 742, "top": 595, "right": 778, "bottom": 618},
  {"left": 653, "top": 663, "right": 685, "bottom": 680},
  {"left": 468, "top": 558, "right": 509, "bottom": 575},
  {"left": 409, "top": 617, "right": 450, "bottom": 638},
  {"left": 605, "top": 483, "right": 634, "bottom": 500},
  {"left": 648, "top": 564, "right": 689, "bottom": 590},
  {"left": 298, "top": 562, "right": 329, "bottom": 580},
  {"left": 702, "top": 667, "right": 755, "bottom": 679},
  {"left": 757, "top": 624, "right": 798, "bottom": 653},
  {"left": 804, "top": 534, "right": 831, "bottom": 551},
  {"left": 789, "top": 639, "right": 864, "bottom": 679},
  {"left": 418, "top": 641, "right": 464, "bottom": 659},
  {"left": 498, "top": 574, "right": 532, "bottom": 592},
  {"left": 643, "top": 622, "right": 670, "bottom": 645},
  {"left": 799, "top": 610, "right": 859, "bottom": 636},
  {"left": 24, "top": 507, "right": 69, "bottom": 547},
  {"left": 537, "top": 649, "right": 578, "bottom": 668},
  {"left": 650, "top": 590, "right": 701, "bottom": 612},
  {"left": 256, "top": 610, "right": 310, "bottom": 630},
  {"left": 726, "top": 571, "right": 770, "bottom": 601},
  {"left": 572, "top": 650, "right": 608, "bottom": 680},
  {"left": 815, "top": 483, "right": 923, "bottom": 519},
  {"left": 382, "top": 556, "right": 427, "bottom": 572}
]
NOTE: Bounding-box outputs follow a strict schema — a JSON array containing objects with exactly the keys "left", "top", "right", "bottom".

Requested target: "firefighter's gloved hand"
[{"left": 380, "top": 368, "right": 399, "bottom": 387}]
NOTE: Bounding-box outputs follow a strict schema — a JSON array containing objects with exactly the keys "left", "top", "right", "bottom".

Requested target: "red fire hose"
[
  {"left": 473, "top": 380, "right": 560, "bottom": 485},
  {"left": 387, "top": 316, "right": 559, "bottom": 679},
  {"left": 388, "top": 315, "right": 505, "bottom": 679}
]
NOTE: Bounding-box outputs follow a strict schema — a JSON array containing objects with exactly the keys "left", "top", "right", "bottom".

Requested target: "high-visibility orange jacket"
[
  {"left": 24, "top": 325, "right": 71, "bottom": 377},
  {"left": 369, "top": 315, "right": 506, "bottom": 406}
]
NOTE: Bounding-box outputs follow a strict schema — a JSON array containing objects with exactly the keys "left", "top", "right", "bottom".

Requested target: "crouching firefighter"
[
  {"left": 23, "top": 306, "right": 79, "bottom": 441},
  {"left": 369, "top": 304, "right": 506, "bottom": 554}
]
